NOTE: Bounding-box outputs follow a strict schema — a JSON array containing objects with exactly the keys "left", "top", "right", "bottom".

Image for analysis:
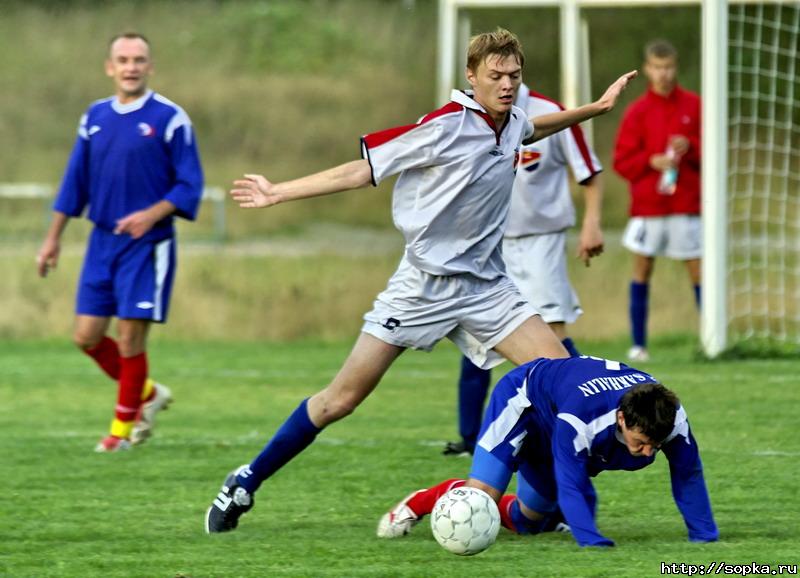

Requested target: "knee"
[
  {"left": 72, "top": 329, "right": 102, "bottom": 351},
  {"left": 325, "top": 395, "right": 359, "bottom": 421},
  {"left": 115, "top": 334, "right": 145, "bottom": 357},
  {"left": 310, "top": 389, "right": 360, "bottom": 426}
]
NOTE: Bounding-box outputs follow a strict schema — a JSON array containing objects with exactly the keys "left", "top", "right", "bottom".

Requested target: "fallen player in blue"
[{"left": 378, "top": 356, "right": 719, "bottom": 547}]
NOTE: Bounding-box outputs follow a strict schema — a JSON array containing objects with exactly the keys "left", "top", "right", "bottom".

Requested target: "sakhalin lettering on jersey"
[{"left": 576, "top": 372, "right": 652, "bottom": 397}]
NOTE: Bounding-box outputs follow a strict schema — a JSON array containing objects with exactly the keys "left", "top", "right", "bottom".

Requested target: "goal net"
[{"left": 726, "top": 1, "right": 800, "bottom": 353}]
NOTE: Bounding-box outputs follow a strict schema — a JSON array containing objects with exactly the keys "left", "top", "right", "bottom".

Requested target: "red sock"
[
  {"left": 499, "top": 494, "right": 519, "bottom": 533},
  {"left": 84, "top": 336, "right": 121, "bottom": 380},
  {"left": 406, "top": 479, "right": 465, "bottom": 516},
  {"left": 116, "top": 353, "right": 148, "bottom": 421}
]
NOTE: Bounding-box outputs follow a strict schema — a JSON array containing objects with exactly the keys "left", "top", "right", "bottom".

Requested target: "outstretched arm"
[
  {"left": 230, "top": 159, "right": 373, "bottom": 209},
  {"left": 531, "top": 71, "right": 638, "bottom": 142}
]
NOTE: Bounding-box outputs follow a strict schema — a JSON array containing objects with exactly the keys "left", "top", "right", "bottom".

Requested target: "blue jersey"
[
  {"left": 477, "top": 356, "right": 718, "bottom": 547},
  {"left": 54, "top": 90, "right": 203, "bottom": 236}
]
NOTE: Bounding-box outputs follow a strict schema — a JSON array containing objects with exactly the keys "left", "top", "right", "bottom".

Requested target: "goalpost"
[{"left": 438, "top": 0, "right": 800, "bottom": 357}]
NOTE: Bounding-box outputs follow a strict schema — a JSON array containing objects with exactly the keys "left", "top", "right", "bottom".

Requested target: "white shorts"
[
  {"left": 502, "top": 233, "right": 582, "bottom": 325},
  {"left": 362, "top": 257, "right": 540, "bottom": 369},
  {"left": 622, "top": 215, "right": 702, "bottom": 260}
]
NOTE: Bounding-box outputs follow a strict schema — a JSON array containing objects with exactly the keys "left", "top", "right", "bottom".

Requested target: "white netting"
[{"left": 727, "top": 1, "right": 800, "bottom": 347}]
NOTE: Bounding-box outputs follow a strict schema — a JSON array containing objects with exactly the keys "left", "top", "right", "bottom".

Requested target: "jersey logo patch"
[
  {"left": 520, "top": 149, "right": 541, "bottom": 172},
  {"left": 136, "top": 301, "right": 155, "bottom": 309},
  {"left": 138, "top": 122, "right": 155, "bottom": 137}
]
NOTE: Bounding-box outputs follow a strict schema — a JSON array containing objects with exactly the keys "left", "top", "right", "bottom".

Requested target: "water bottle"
[{"left": 657, "top": 146, "right": 678, "bottom": 195}]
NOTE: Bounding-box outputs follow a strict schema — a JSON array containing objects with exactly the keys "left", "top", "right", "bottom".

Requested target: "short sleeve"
[{"left": 360, "top": 120, "right": 443, "bottom": 185}]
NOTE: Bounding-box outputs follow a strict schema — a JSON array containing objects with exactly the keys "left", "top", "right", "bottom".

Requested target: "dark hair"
[
  {"left": 108, "top": 32, "right": 151, "bottom": 55},
  {"left": 618, "top": 382, "right": 679, "bottom": 443},
  {"left": 644, "top": 39, "right": 678, "bottom": 61},
  {"left": 467, "top": 27, "right": 525, "bottom": 72}
]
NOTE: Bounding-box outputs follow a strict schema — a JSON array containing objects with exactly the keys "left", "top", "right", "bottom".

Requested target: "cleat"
[
  {"left": 377, "top": 490, "right": 423, "bottom": 538},
  {"left": 95, "top": 435, "right": 132, "bottom": 453},
  {"left": 205, "top": 465, "right": 254, "bottom": 534},
  {"left": 442, "top": 440, "right": 473, "bottom": 457},
  {"left": 543, "top": 509, "right": 571, "bottom": 534},
  {"left": 627, "top": 346, "right": 650, "bottom": 363},
  {"left": 131, "top": 382, "right": 173, "bottom": 445}
]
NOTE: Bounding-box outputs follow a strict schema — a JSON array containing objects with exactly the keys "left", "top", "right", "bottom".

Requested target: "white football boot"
[
  {"left": 131, "top": 381, "right": 173, "bottom": 445},
  {"left": 376, "top": 490, "right": 424, "bottom": 538}
]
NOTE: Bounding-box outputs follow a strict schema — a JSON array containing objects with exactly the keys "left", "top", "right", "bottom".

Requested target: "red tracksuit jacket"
[{"left": 613, "top": 84, "right": 701, "bottom": 217}]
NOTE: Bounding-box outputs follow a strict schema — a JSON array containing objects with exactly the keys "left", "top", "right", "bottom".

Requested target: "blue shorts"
[
  {"left": 470, "top": 363, "right": 558, "bottom": 514},
  {"left": 76, "top": 227, "right": 176, "bottom": 323}
]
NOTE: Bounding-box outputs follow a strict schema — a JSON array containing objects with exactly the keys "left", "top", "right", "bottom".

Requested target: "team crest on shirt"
[
  {"left": 137, "top": 122, "right": 155, "bottom": 137},
  {"left": 520, "top": 149, "right": 542, "bottom": 172}
]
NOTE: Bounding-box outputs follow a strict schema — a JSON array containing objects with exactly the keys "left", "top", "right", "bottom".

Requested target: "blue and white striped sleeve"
[
  {"left": 662, "top": 411, "right": 719, "bottom": 542},
  {"left": 163, "top": 108, "right": 204, "bottom": 221},
  {"left": 552, "top": 419, "right": 614, "bottom": 547},
  {"left": 53, "top": 113, "right": 91, "bottom": 217}
]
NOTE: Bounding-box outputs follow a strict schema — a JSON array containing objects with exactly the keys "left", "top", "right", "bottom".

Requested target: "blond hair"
[{"left": 466, "top": 28, "right": 525, "bottom": 72}]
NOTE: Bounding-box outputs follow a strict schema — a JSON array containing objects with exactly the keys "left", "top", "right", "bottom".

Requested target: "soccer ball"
[{"left": 430, "top": 486, "right": 501, "bottom": 556}]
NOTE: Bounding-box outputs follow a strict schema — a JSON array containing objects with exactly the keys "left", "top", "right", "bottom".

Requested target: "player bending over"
[
  {"left": 378, "top": 356, "right": 719, "bottom": 547},
  {"left": 205, "top": 28, "right": 636, "bottom": 534}
]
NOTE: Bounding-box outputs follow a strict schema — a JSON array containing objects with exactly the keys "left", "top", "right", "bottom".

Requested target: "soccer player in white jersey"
[
  {"left": 378, "top": 356, "right": 719, "bottom": 547},
  {"left": 205, "top": 28, "right": 637, "bottom": 534},
  {"left": 37, "top": 33, "right": 204, "bottom": 452},
  {"left": 445, "top": 83, "right": 605, "bottom": 457}
]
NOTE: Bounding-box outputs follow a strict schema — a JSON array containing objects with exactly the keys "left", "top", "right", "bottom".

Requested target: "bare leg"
[
  {"left": 307, "top": 332, "right": 405, "bottom": 428},
  {"left": 116, "top": 318, "right": 150, "bottom": 357},
  {"left": 632, "top": 253, "right": 655, "bottom": 284},
  {"left": 73, "top": 315, "right": 112, "bottom": 350},
  {"left": 493, "top": 315, "right": 569, "bottom": 365},
  {"left": 548, "top": 321, "right": 567, "bottom": 341}
]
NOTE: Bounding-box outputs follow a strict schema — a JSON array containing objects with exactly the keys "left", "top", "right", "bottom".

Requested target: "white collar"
[
  {"left": 111, "top": 89, "right": 153, "bottom": 114},
  {"left": 450, "top": 89, "right": 487, "bottom": 112}
]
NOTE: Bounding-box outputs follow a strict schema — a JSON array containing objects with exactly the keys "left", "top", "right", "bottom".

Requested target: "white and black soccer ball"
[{"left": 430, "top": 486, "right": 501, "bottom": 556}]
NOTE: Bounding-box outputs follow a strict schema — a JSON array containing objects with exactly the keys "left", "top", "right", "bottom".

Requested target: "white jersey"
[
  {"left": 504, "top": 85, "right": 601, "bottom": 237},
  {"left": 361, "top": 90, "right": 533, "bottom": 280}
]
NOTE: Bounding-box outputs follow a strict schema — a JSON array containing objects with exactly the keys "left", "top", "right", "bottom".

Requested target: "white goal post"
[{"left": 438, "top": 0, "right": 798, "bottom": 357}]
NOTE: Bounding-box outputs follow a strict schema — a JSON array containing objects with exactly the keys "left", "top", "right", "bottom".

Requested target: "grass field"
[{"left": 1, "top": 336, "right": 798, "bottom": 577}]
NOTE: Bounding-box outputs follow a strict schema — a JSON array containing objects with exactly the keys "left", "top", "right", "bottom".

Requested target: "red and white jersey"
[
  {"left": 361, "top": 90, "right": 533, "bottom": 280},
  {"left": 505, "top": 85, "right": 601, "bottom": 237}
]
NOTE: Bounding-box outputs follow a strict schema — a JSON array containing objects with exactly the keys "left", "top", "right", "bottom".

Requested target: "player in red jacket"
[{"left": 613, "top": 40, "right": 701, "bottom": 362}]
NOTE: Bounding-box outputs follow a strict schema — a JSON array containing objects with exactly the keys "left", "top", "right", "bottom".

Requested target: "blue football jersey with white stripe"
[
  {"left": 54, "top": 90, "right": 203, "bottom": 235},
  {"left": 477, "top": 356, "right": 718, "bottom": 547}
]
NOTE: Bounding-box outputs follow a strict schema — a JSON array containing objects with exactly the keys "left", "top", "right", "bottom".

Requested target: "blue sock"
[
  {"left": 630, "top": 282, "right": 649, "bottom": 347},
  {"left": 237, "top": 398, "right": 321, "bottom": 494},
  {"left": 509, "top": 500, "right": 550, "bottom": 535},
  {"left": 458, "top": 356, "right": 491, "bottom": 450},
  {"left": 694, "top": 284, "right": 701, "bottom": 309},
  {"left": 561, "top": 337, "right": 581, "bottom": 357}
]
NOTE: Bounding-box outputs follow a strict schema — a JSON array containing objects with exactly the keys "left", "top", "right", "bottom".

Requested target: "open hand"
[
  {"left": 230, "top": 174, "right": 281, "bottom": 208},
  {"left": 596, "top": 70, "right": 638, "bottom": 113}
]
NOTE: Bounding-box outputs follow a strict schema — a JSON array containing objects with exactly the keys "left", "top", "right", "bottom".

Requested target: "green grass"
[{"left": 1, "top": 337, "right": 798, "bottom": 577}]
